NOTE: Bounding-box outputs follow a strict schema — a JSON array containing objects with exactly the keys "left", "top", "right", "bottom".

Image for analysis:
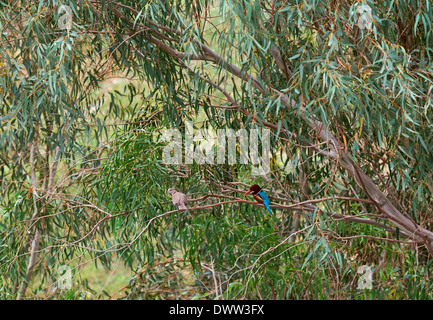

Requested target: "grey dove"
[{"left": 167, "top": 188, "right": 188, "bottom": 210}]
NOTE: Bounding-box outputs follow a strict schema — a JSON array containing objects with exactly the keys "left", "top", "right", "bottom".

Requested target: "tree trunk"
[{"left": 16, "top": 230, "right": 41, "bottom": 300}]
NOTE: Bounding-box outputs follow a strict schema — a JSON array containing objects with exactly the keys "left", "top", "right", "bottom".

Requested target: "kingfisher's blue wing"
[
  {"left": 258, "top": 190, "right": 270, "bottom": 203},
  {"left": 258, "top": 190, "right": 273, "bottom": 215}
]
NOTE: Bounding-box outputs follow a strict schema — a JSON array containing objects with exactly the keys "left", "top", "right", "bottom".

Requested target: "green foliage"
[{"left": 1, "top": 0, "right": 433, "bottom": 300}]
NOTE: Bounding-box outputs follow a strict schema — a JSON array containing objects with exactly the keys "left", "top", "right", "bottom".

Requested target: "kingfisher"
[{"left": 243, "top": 184, "right": 273, "bottom": 215}]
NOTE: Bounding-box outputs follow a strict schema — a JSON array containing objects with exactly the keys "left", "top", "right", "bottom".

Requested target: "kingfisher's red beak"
[{"left": 244, "top": 190, "right": 252, "bottom": 196}]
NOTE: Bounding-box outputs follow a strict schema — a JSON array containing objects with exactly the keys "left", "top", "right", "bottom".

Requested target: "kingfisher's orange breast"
[{"left": 253, "top": 194, "right": 263, "bottom": 204}]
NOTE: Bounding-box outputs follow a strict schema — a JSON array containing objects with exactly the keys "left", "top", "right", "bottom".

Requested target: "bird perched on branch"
[
  {"left": 167, "top": 188, "right": 188, "bottom": 210},
  {"left": 244, "top": 184, "right": 273, "bottom": 215}
]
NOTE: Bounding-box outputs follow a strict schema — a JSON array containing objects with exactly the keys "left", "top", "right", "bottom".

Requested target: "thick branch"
[{"left": 17, "top": 142, "right": 40, "bottom": 300}]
